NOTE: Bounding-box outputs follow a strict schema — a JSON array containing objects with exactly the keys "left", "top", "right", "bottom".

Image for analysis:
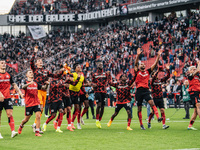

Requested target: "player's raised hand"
[
  {"left": 137, "top": 48, "right": 142, "bottom": 55},
  {"left": 166, "top": 64, "right": 170, "bottom": 70},
  {"left": 19, "top": 91, "right": 24, "bottom": 99},
  {"left": 158, "top": 49, "right": 163, "bottom": 56},
  {"left": 34, "top": 46, "right": 38, "bottom": 53}
]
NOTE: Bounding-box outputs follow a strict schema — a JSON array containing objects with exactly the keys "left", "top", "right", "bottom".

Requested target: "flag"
[
  {"left": 120, "top": 5, "right": 128, "bottom": 15},
  {"left": 6, "top": 63, "right": 18, "bottom": 73},
  {"left": 28, "top": 26, "right": 46, "bottom": 40}
]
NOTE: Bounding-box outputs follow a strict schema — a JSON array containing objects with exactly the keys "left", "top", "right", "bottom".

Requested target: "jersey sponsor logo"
[
  {"left": 0, "top": 79, "right": 10, "bottom": 82},
  {"left": 153, "top": 82, "right": 161, "bottom": 85},
  {"left": 95, "top": 75, "right": 106, "bottom": 78},
  {"left": 27, "top": 87, "right": 38, "bottom": 90},
  {"left": 118, "top": 85, "right": 128, "bottom": 88},
  {"left": 138, "top": 72, "right": 148, "bottom": 77},
  {"left": 6, "top": 75, "right": 9, "bottom": 78}
]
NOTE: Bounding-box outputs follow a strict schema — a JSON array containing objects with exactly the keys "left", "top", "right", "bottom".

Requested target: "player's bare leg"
[
  {"left": 18, "top": 115, "right": 31, "bottom": 134},
  {"left": 71, "top": 104, "right": 79, "bottom": 129},
  {"left": 137, "top": 106, "right": 145, "bottom": 130},
  {"left": 96, "top": 102, "right": 102, "bottom": 128},
  {"left": 188, "top": 108, "right": 197, "bottom": 130},
  {"left": 196, "top": 103, "right": 200, "bottom": 118},
  {"left": 6, "top": 109, "right": 18, "bottom": 138},
  {"left": 0, "top": 111, "right": 3, "bottom": 139},
  {"left": 35, "top": 111, "right": 42, "bottom": 136},
  {"left": 148, "top": 100, "right": 163, "bottom": 122},
  {"left": 33, "top": 104, "right": 43, "bottom": 132}
]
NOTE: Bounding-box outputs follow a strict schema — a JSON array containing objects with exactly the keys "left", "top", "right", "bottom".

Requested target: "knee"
[
  {"left": 7, "top": 113, "right": 12, "bottom": 118},
  {"left": 52, "top": 113, "right": 56, "bottom": 117},
  {"left": 59, "top": 109, "right": 64, "bottom": 113},
  {"left": 36, "top": 114, "right": 40, "bottom": 120}
]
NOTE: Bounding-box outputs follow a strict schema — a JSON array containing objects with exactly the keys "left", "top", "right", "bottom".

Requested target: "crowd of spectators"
[
  {"left": 1, "top": 11, "right": 200, "bottom": 107},
  {"left": 10, "top": 0, "right": 152, "bottom": 15}
]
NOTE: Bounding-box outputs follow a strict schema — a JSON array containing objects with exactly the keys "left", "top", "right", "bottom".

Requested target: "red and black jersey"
[
  {"left": 79, "top": 87, "right": 86, "bottom": 96},
  {"left": 92, "top": 70, "right": 109, "bottom": 93},
  {"left": 151, "top": 69, "right": 170, "bottom": 99},
  {"left": 62, "top": 86, "right": 70, "bottom": 98},
  {"left": 0, "top": 72, "right": 14, "bottom": 99},
  {"left": 23, "top": 80, "right": 42, "bottom": 107},
  {"left": 49, "top": 76, "right": 79, "bottom": 103},
  {"left": 109, "top": 79, "right": 134, "bottom": 104},
  {"left": 134, "top": 68, "right": 152, "bottom": 89},
  {"left": 188, "top": 74, "right": 200, "bottom": 92},
  {"left": 30, "top": 53, "right": 63, "bottom": 85}
]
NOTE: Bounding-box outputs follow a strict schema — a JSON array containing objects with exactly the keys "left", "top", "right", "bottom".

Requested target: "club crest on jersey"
[{"left": 6, "top": 75, "right": 9, "bottom": 78}]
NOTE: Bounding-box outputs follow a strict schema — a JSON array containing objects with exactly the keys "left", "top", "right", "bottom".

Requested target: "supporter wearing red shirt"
[{"left": 134, "top": 48, "right": 163, "bottom": 130}]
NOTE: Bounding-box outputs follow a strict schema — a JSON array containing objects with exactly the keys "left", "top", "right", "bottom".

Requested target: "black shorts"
[
  {"left": 25, "top": 105, "right": 41, "bottom": 116},
  {"left": 0, "top": 98, "right": 13, "bottom": 111},
  {"left": 95, "top": 93, "right": 106, "bottom": 106},
  {"left": 190, "top": 92, "right": 200, "bottom": 107},
  {"left": 63, "top": 96, "right": 71, "bottom": 108},
  {"left": 115, "top": 103, "right": 131, "bottom": 112},
  {"left": 49, "top": 101, "right": 64, "bottom": 114},
  {"left": 79, "top": 94, "right": 88, "bottom": 103},
  {"left": 70, "top": 95, "right": 80, "bottom": 104},
  {"left": 135, "top": 88, "right": 152, "bottom": 106},
  {"left": 153, "top": 98, "right": 164, "bottom": 109}
]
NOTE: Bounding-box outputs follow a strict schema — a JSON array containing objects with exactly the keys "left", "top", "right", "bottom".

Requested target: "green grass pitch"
[{"left": 0, "top": 106, "right": 200, "bottom": 150}]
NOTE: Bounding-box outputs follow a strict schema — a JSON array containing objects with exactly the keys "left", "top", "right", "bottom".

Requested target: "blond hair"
[{"left": 188, "top": 66, "right": 196, "bottom": 72}]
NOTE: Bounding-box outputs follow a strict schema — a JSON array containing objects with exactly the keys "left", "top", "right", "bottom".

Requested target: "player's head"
[
  {"left": 73, "top": 63, "right": 82, "bottom": 72},
  {"left": 184, "top": 80, "right": 189, "bottom": 86},
  {"left": 119, "top": 74, "right": 127, "bottom": 82},
  {"left": 0, "top": 59, "right": 6, "bottom": 71},
  {"left": 26, "top": 69, "right": 34, "bottom": 78},
  {"left": 188, "top": 66, "right": 196, "bottom": 74},
  {"left": 36, "top": 57, "right": 43, "bottom": 69},
  {"left": 139, "top": 62, "right": 145, "bottom": 71},
  {"left": 97, "top": 61, "right": 103, "bottom": 70}
]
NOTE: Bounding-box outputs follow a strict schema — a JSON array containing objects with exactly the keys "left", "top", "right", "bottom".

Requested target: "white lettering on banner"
[
  {"left": 8, "top": 15, "right": 26, "bottom": 22},
  {"left": 29, "top": 15, "right": 43, "bottom": 22}
]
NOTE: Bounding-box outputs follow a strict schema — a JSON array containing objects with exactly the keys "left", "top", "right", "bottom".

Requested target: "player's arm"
[
  {"left": 150, "top": 49, "right": 163, "bottom": 71},
  {"left": 22, "top": 81, "right": 34, "bottom": 89},
  {"left": 190, "top": 61, "right": 200, "bottom": 78},
  {"left": 0, "top": 92, "right": 5, "bottom": 102},
  {"left": 12, "top": 83, "right": 23, "bottom": 98},
  {"left": 40, "top": 81, "right": 50, "bottom": 90},
  {"left": 134, "top": 48, "right": 142, "bottom": 72},
  {"left": 47, "top": 69, "right": 64, "bottom": 79},
  {"left": 65, "top": 75, "right": 80, "bottom": 86},
  {"left": 30, "top": 46, "right": 38, "bottom": 71},
  {"left": 161, "top": 64, "right": 170, "bottom": 82}
]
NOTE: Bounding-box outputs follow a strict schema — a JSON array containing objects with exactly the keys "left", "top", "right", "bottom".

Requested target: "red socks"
[
  {"left": 137, "top": 111, "right": 143, "bottom": 126},
  {"left": 148, "top": 112, "right": 154, "bottom": 123},
  {"left": 128, "top": 118, "right": 131, "bottom": 127},
  {"left": 189, "top": 120, "right": 194, "bottom": 127},
  {"left": 56, "top": 114, "right": 59, "bottom": 122},
  {"left": 46, "top": 115, "right": 55, "bottom": 124},
  {"left": 161, "top": 112, "right": 166, "bottom": 125},
  {"left": 58, "top": 113, "right": 63, "bottom": 127},
  {"left": 99, "top": 117, "right": 102, "bottom": 121},
  {"left": 96, "top": 114, "right": 99, "bottom": 120},
  {"left": 81, "top": 108, "right": 88, "bottom": 117},
  {"left": 8, "top": 116, "right": 15, "bottom": 131},
  {"left": 77, "top": 110, "right": 81, "bottom": 123},
  {"left": 67, "top": 111, "right": 71, "bottom": 125},
  {"left": 152, "top": 106, "right": 160, "bottom": 119},
  {"left": 72, "top": 108, "right": 79, "bottom": 122}
]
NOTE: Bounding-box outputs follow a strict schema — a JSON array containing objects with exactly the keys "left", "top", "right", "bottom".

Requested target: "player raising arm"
[
  {"left": 0, "top": 58, "right": 23, "bottom": 139},
  {"left": 148, "top": 64, "right": 170, "bottom": 129},
  {"left": 134, "top": 48, "right": 163, "bottom": 130},
  {"left": 107, "top": 73, "right": 135, "bottom": 130},
  {"left": 30, "top": 46, "right": 64, "bottom": 130},
  {"left": 18, "top": 69, "right": 48, "bottom": 136}
]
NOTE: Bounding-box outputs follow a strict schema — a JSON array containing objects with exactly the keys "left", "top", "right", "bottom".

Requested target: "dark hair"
[
  {"left": 120, "top": 74, "right": 126, "bottom": 79},
  {"left": 73, "top": 62, "right": 80, "bottom": 70},
  {"left": 0, "top": 58, "right": 6, "bottom": 61}
]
